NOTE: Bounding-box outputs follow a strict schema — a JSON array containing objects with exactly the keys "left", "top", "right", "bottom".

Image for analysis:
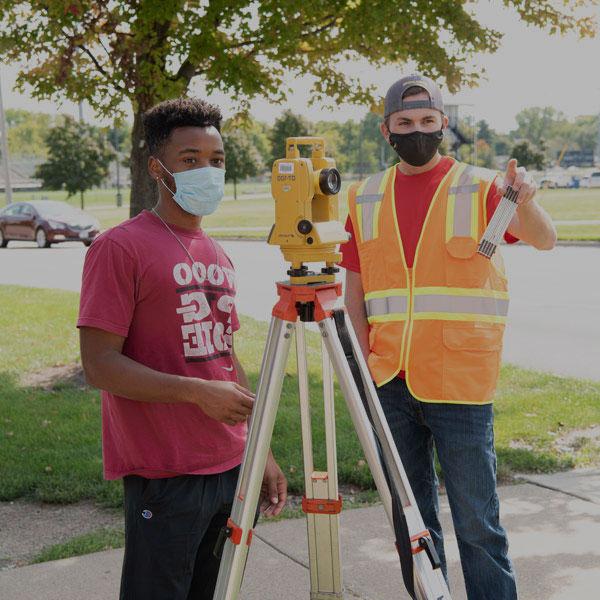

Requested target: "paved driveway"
[{"left": 0, "top": 241, "right": 598, "bottom": 381}]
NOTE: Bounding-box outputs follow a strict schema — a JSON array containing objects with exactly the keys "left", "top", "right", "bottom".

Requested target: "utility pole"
[
  {"left": 472, "top": 106, "right": 477, "bottom": 167},
  {"left": 358, "top": 120, "right": 363, "bottom": 179},
  {"left": 0, "top": 69, "right": 13, "bottom": 204},
  {"left": 596, "top": 110, "right": 600, "bottom": 167},
  {"left": 116, "top": 153, "right": 122, "bottom": 207}
]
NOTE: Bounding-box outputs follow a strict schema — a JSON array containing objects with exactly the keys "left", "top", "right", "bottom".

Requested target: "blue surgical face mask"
[{"left": 157, "top": 159, "right": 225, "bottom": 216}]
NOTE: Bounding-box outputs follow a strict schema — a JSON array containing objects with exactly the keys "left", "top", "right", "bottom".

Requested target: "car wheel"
[
  {"left": 83, "top": 240, "right": 93, "bottom": 247},
  {"left": 36, "top": 228, "right": 51, "bottom": 248},
  {"left": 0, "top": 228, "right": 7, "bottom": 248}
]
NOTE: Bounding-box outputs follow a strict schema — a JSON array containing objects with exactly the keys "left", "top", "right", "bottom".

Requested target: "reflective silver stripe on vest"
[
  {"left": 356, "top": 170, "right": 386, "bottom": 242},
  {"left": 357, "top": 170, "right": 386, "bottom": 202},
  {"left": 449, "top": 183, "right": 480, "bottom": 194},
  {"left": 366, "top": 295, "right": 408, "bottom": 318},
  {"left": 450, "top": 166, "right": 477, "bottom": 238},
  {"left": 356, "top": 193, "right": 382, "bottom": 204},
  {"left": 413, "top": 294, "right": 509, "bottom": 317}
]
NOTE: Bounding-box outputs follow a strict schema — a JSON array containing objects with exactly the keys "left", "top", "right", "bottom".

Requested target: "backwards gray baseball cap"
[{"left": 384, "top": 73, "right": 444, "bottom": 118}]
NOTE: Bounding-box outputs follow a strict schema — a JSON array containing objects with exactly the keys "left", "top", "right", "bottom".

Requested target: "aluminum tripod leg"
[
  {"left": 213, "top": 289, "right": 450, "bottom": 600},
  {"left": 213, "top": 317, "right": 294, "bottom": 600},
  {"left": 296, "top": 322, "right": 342, "bottom": 599},
  {"left": 319, "top": 314, "right": 452, "bottom": 600}
]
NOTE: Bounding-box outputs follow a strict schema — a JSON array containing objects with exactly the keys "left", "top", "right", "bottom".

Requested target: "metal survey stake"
[
  {"left": 477, "top": 185, "right": 519, "bottom": 258},
  {"left": 212, "top": 138, "right": 451, "bottom": 600}
]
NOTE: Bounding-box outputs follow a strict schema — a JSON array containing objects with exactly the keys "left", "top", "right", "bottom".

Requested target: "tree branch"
[
  {"left": 173, "top": 12, "right": 338, "bottom": 83},
  {"left": 78, "top": 43, "right": 127, "bottom": 93}
]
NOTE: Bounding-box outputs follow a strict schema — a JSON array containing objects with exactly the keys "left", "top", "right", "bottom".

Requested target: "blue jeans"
[{"left": 377, "top": 377, "right": 517, "bottom": 600}]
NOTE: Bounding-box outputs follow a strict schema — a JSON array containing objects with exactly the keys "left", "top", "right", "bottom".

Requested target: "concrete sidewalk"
[{"left": 1, "top": 470, "right": 599, "bottom": 600}]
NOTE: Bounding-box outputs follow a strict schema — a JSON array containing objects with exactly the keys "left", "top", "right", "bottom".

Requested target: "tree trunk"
[
  {"left": 130, "top": 110, "right": 158, "bottom": 218},
  {"left": 80, "top": 190, "right": 84, "bottom": 210},
  {"left": 233, "top": 176, "right": 237, "bottom": 200}
]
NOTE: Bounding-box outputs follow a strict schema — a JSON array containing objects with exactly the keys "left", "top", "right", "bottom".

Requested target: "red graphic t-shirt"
[{"left": 77, "top": 210, "right": 245, "bottom": 480}]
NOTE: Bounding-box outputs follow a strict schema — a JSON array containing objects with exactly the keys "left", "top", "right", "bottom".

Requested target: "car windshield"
[{"left": 30, "top": 201, "right": 80, "bottom": 217}]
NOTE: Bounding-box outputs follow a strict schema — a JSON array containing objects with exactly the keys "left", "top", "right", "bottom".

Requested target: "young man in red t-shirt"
[
  {"left": 342, "top": 75, "right": 556, "bottom": 600},
  {"left": 78, "top": 98, "right": 287, "bottom": 600}
]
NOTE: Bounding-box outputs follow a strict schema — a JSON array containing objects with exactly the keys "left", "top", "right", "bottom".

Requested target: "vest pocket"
[
  {"left": 442, "top": 323, "right": 503, "bottom": 402},
  {"left": 445, "top": 245, "right": 492, "bottom": 288},
  {"left": 358, "top": 241, "right": 389, "bottom": 292}
]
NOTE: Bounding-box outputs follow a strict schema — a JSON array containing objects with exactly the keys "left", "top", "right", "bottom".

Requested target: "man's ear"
[
  {"left": 442, "top": 114, "right": 449, "bottom": 130},
  {"left": 148, "top": 156, "right": 162, "bottom": 182}
]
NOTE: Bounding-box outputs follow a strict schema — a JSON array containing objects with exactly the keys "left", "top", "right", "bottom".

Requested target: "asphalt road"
[{"left": 1, "top": 240, "right": 598, "bottom": 381}]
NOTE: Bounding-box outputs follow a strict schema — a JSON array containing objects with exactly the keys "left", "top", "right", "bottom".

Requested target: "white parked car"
[
  {"left": 578, "top": 176, "right": 590, "bottom": 188},
  {"left": 588, "top": 172, "right": 600, "bottom": 188}
]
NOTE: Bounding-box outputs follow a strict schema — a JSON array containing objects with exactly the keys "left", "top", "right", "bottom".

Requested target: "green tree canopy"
[
  {"left": 34, "top": 116, "right": 113, "bottom": 208},
  {"left": 242, "top": 118, "right": 271, "bottom": 171},
  {"left": 477, "top": 120, "right": 495, "bottom": 146},
  {"left": 222, "top": 125, "right": 263, "bottom": 200},
  {"left": 510, "top": 140, "right": 546, "bottom": 171},
  {"left": 6, "top": 109, "right": 53, "bottom": 158},
  {"left": 512, "top": 106, "right": 564, "bottom": 148},
  {"left": 1, "top": 1, "right": 594, "bottom": 215},
  {"left": 269, "top": 110, "right": 311, "bottom": 164},
  {"left": 511, "top": 107, "right": 600, "bottom": 164}
]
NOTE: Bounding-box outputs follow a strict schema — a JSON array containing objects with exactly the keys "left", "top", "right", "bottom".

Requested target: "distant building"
[
  {"left": 0, "top": 159, "right": 42, "bottom": 192},
  {"left": 558, "top": 150, "right": 595, "bottom": 168}
]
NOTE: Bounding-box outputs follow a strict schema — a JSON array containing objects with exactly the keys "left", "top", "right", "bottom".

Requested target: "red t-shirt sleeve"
[
  {"left": 339, "top": 215, "right": 361, "bottom": 273},
  {"left": 486, "top": 178, "right": 519, "bottom": 244},
  {"left": 77, "top": 236, "right": 136, "bottom": 337}
]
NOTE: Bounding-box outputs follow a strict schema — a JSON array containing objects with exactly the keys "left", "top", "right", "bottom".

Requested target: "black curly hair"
[{"left": 143, "top": 97, "right": 223, "bottom": 155}]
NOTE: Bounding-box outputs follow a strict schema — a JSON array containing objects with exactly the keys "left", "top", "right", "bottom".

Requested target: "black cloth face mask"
[{"left": 388, "top": 129, "right": 444, "bottom": 167}]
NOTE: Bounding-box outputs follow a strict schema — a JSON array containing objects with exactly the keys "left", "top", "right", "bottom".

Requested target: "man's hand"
[
  {"left": 500, "top": 158, "right": 537, "bottom": 209},
  {"left": 189, "top": 379, "right": 254, "bottom": 426},
  {"left": 260, "top": 451, "right": 287, "bottom": 517},
  {"left": 501, "top": 158, "right": 557, "bottom": 250}
]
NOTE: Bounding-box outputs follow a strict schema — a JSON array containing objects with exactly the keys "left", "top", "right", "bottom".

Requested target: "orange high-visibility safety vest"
[{"left": 347, "top": 161, "right": 509, "bottom": 404}]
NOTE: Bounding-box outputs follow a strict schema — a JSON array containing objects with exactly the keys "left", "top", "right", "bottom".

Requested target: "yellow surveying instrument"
[
  {"left": 267, "top": 136, "right": 348, "bottom": 284},
  {"left": 213, "top": 138, "right": 451, "bottom": 600}
]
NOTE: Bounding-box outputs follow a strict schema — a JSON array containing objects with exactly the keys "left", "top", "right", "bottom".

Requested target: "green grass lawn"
[
  {"left": 537, "top": 188, "right": 600, "bottom": 241},
  {"left": 536, "top": 188, "right": 600, "bottom": 221},
  {"left": 11, "top": 182, "right": 272, "bottom": 210},
  {"left": 31, "top": 527, "right": 125, "bottom": 564},
  {"left": 12, "top": 188, "right": 125, "bottom": 209},
  {"left": 554, "top": 224, "right": 600, "bottom": 241},
  {"left": 1, "top": 285, "right": 599, "bottom": 509},
  {"left": 0, "top": 286, "right": 80, "bottom": 373}
]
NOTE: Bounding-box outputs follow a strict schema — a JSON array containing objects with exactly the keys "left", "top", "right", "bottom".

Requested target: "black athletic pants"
[{"left": 120, "top": 466, "right": 239, "bottom": 600}]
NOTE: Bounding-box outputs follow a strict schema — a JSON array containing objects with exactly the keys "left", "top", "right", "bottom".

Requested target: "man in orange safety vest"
[{"left": 341, "top": 73, "right": 556, "bottom": 600}]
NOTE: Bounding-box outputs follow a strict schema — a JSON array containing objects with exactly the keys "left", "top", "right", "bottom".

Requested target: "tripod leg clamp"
[
  {"left": 408, "top": 530, "right": 441, "bottom": 570},
  {"left": 302, "top": 494, "right": 343, "bottom": 515},
  {"left": 213, "top": 518, "right": 253, "bottom": 559}
]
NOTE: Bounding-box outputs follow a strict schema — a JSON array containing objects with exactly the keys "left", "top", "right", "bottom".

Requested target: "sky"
[{"left": 1, "top": 1, "right": 599, "bottom": 134}]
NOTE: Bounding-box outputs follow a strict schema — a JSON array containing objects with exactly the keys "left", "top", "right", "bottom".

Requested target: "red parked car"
[{"left": 0, "top": 200, "right": 100, "bottom": 248}]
